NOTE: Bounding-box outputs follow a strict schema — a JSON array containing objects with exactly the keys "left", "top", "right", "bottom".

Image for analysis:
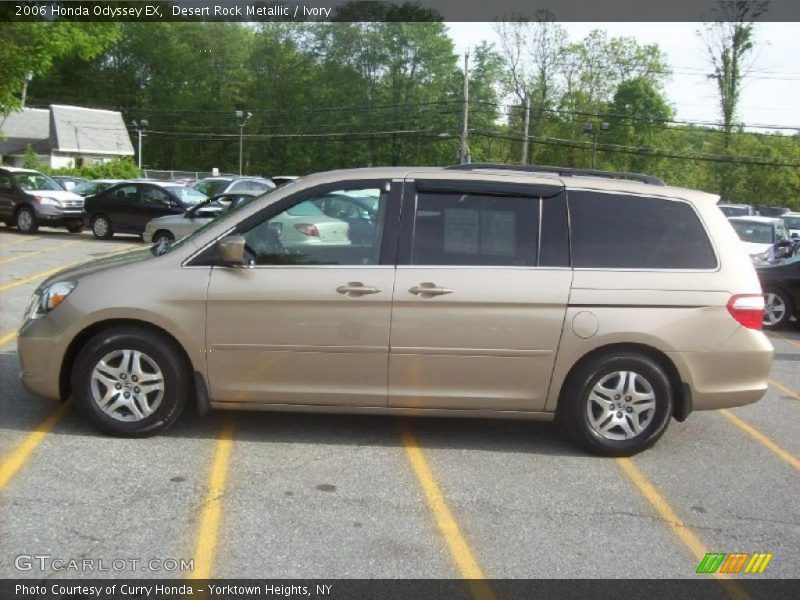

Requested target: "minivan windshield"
[{"left": 12, "top": 172, "right": 62, "bottom": 192}]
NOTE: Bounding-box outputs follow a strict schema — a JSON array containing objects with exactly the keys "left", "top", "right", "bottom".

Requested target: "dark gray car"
[{"left": 0, "top": 167, "right": 85, "bottom": 234}]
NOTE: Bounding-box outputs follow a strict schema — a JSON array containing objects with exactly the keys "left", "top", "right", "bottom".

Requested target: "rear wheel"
[
  {"left": 763, "top": 288, "right": 793, "bottom": 329},
  {"left": 560, "top": 352, "right": 673, "bottom": 456},
  {"left": 91, "top": 214, "right": 113, "bottom": 239},
  {"left": 152, "top": 230, "right": 175, "bottom": 245},
  {"left": 72, "top": 326, "right": 190, "bottom": 436},
  {"left": 16, "top": 207, "right": 38, "bottom": 234}
]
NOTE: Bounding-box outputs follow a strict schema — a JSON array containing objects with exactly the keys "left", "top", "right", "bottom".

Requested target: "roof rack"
[{"left": 444, "top": 163, "right": 666, "bottom": 186}]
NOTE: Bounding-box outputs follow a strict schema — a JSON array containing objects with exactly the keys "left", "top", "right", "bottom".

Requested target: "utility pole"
[
  {"left": 131, "top": 119, "right": 148, "bottom": 171},
  {"left": 459, "top": 51, "right": 470, "bottom": 164},
  {"left": 521, "top": 96, "right": 531, "bottom": 165},
  {"left": 235, "top": 110, "right": 253, "bottom": 176}
]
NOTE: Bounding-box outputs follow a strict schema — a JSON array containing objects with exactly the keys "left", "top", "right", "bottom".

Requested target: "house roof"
[
  {"left": 0, "top": 108, "right": 50, "bottom": 155},
  {"left": 0, "top": 105, "right": 134, "bottom": 157},
  {"left": 50, "top": 105, "right": 134, "bottom": 156}
]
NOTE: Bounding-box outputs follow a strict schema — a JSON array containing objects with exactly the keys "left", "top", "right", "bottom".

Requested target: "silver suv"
[{"left": 17, "top": 165, "right": 773, "bottom": 456}]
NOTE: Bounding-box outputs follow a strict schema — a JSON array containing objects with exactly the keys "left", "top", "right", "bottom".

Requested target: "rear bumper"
[{"left": 668, "top": 328, "right": 773, "bottom": 411}]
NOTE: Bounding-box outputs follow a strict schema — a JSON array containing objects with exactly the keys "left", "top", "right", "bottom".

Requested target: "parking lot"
[{"left": 0, "top": 226, "right": 798, "bottom": 584}]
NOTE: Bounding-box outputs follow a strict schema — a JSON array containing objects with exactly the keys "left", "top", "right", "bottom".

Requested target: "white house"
[{"left": 0, "top": 104, "right": 134, "bottom": 168}]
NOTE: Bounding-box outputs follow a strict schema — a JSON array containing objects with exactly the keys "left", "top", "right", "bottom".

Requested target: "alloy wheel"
[
  {"left": 90, "top": 349, "right": 164, "bottom": 421},
  {"left": 586, "top": 371, "right": 656, "bottom": 441}
]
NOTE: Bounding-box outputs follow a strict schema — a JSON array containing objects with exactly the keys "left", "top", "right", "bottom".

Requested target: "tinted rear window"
[{"left": 568, "top": 191, "right": 717, "bottom": 269}]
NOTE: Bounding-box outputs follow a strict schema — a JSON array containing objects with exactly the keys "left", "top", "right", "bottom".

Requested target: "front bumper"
[
  {"left": 18, "top": 317, "right": 67, "bottom": 401},
  {"left": 35, "top": 205, "right": 84, "bottom": 227}
]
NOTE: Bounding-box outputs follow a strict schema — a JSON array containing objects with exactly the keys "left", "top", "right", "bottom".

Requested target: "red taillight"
[
  {"left": 294, "top": 223, "right": 319, "bottom": 237},
  {"left": 726, "top": 294, "right": 765, "bottom": 330}
]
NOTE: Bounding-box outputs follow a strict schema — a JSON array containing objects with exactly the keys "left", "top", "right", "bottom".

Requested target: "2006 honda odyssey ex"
[{"left": 17, "top": 165, "right": 773, "bottom": 456}]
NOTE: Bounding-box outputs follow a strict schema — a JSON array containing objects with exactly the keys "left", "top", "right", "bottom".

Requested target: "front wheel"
[
  {"left": 66, "top": 222, "right": 83, "bottom": 234},
  {"left": 91, "top": 214, "right": 113, "bottom": 239},
  {"left": 763, "top": 289, "right": 793, "bottom": 329},
  {"left": 560, "top": 352, "right": 673, "bottom": 456},
  {"left": 152, "top": 230, "right": 175, "bottom": 245},
  {"left": 72, "top": 326, "right": 190, "bottom": 436},
  {"left": 16, "top": 207, "right": 38, "bottom": 234}
]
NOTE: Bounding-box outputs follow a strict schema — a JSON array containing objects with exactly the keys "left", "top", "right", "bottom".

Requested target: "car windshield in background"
[
  {"left": 170, "top": 186, "right": 208, "bottom": 206},
  {"left": 720, "top": 205, "right": 750, "bottom": 217},
  {"left": 731, "top": 221, "right": 774, "bottom": 244},
  {"left": 73, "top": 181, "right": 115, "bottom": 196},
  {"left": 11, "top": 172, "right": 62, "bottom": 191},
  {"left": 193, "top": 179, "right": 231, "bottom": 197},
  {"left": 783, "top": 216, "right": 800, "bottom": 230}
]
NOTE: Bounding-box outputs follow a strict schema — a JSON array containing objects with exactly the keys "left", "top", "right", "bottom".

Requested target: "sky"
[{"left": 447, "top": 22, "right": 800, "bottom": 133}]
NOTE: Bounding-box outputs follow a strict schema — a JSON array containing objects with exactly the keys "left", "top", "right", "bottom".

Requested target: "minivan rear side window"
[
  {"left": 411, "top": 192, "right": 539, "bottom": 267},
  {"left": 568, "top": 191, "right": 717, "bottom": 269}
]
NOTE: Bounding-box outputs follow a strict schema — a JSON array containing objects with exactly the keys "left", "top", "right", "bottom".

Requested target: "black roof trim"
[{"left": 445, "top": 163, "right": 666, "bottom": 186}]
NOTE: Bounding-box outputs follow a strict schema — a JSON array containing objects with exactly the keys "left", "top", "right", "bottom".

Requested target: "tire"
[
  {"left": 66, "top": 222, "right": 83, "bottom": 234},
  {"left": 763, "top": 288, "right": 793, "bottom": 329},
  {"left": 16, "top": 207, "right": 38, "bottom": 234},
  {"left": 71, "top": 326, "right": 190, "bottom": 436},
  {"left": 91, "top": 214, "right": 113, "bottom": 239},
  {"left": 560, "top": 351, "right": 674, "bottom": 457},
  {"left": 152, "top": 230, "right": 175, "bottom": 245}
]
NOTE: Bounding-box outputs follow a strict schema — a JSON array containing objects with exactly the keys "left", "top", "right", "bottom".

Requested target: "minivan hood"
[
  {"left": 36, "top": 246, "right": 154, "bottom": 291},
  {"left": 27, "top": 189, "right": 83, "bottom": 202}
]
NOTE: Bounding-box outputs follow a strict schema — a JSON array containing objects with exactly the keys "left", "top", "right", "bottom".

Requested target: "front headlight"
[
  {"left": 25, "top": 281, "right": 76, "bottom": 320},
  {"left": 34, "top": 196, "right": 63, "bottom": 207}
]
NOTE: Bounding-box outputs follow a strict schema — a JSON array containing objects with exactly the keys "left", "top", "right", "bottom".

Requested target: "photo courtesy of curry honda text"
[{"left": 17, "top": 165, "right": 773, "bottom": 456}]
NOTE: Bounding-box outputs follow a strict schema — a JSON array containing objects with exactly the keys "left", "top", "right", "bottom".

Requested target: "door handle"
[
  {"left": 336, "top": 282, "right": 381, "bottom": 297},
  {"left": 408, "top": 283, "right": 454, "bottom": 298}
]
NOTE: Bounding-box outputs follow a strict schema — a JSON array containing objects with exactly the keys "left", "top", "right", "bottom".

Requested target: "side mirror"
[{"left": 218, "top": 235, "right": 246, "bottom": 266}]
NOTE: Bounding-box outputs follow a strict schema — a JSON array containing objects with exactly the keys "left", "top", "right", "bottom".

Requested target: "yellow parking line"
[
  {"left": 0, "top": 261, "right": 82, "bottom": 294},
  {"left": 720, "top": 409, "right": 800, "bottom": 471},
  {"left": 0, "top": 239, "right": 84, "bottom": 267},
  {"left": 0, "top": 236, "right": 41, "bottom": 250},
  {"left": 189, "top": 417, "right": 236, "bottom": 579},
  {"left": 769, "top": 378, "right": 800, "bottom": 402},
  {"left": 0, "top": 402, "right": 70, "bottom": 490},
  {"left": 399, "top": 423, "right": 494, "bottom": 600},
  {"left": 0, "top": 331, "right": 16, "bottom": 347},
  {"left": 616, "top": 458, "right": 748, "bottom": 600},
  {"left": 768, "top": 331, "right": 800, "bottom": 350},
  {"left": 0, "top": 243, "right": 138, "bottom": 294}
]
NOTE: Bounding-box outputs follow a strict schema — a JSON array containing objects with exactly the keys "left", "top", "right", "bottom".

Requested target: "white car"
[
  {"left": 781, "top": 211, "right": 800, "bottom": 239},
  {"left": 728, "top": 216, "right": 794, "bottom": 263}
]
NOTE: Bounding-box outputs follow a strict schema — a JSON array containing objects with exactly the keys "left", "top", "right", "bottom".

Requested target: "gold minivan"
[{"left": 17, "top": 165, "right": 773, "bottom": 455}]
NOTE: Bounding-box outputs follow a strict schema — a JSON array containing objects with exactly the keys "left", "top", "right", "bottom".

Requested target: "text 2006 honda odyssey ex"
[{"left": 18, "top": 165, "right": 773, "bottom": 456}]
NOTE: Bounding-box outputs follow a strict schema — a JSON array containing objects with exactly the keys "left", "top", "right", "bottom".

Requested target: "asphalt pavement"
[{"left": 0, "top": 227, "right": 797, "bottom": 585}]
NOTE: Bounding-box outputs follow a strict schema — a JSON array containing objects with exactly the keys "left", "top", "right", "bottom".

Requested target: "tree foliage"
[{"left": 15, "top": 20, "right": 799, "bottom": 207}]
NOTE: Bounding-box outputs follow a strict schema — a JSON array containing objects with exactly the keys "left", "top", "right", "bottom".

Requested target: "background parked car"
[
  {"left": 780, "top": 211, "right": 800, "bottom": 238},
  {"left": 728, "top": 216, "right": 794, "bottom": 264},
  {"left": 754, "top": 205, "right": 790, "bottom": 217},
  {"left": 143, "top": 192, "right": 257, "bottom": 244},
  {"left": 84, "top": 181, "right": 207, "bottom": 239},
  {"left": 718, "top": 202, "right": 757, "bottom": 217},
  {"left": 51, "top": 175, "right": 89, "bottom": 192},
  {"left": 0, "top": 167, "right": 84, "bottom": 234},
  {"left": 72, "top": 179, "right": 121, "bottom": 197},
  {"left": 271, "top": 175, "right": 299, "bottom": 186},
  {"left": 757, "top": 255, "right": 800, "bottom": 329},
  {"left": 192, "top": 176, "right": 275, "bottom": 197}
]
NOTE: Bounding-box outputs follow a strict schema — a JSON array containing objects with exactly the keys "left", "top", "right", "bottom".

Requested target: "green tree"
[{"left": 0, "top": 23, "right": 119, "bottom": 113}]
